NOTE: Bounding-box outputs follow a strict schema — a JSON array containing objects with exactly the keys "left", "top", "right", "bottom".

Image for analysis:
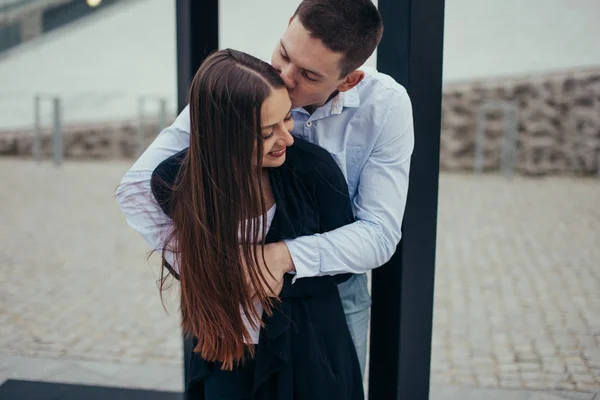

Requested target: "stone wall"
[
  {"left": 2, "top": 67, "right": 600, "bottom": 176},
  {"left": 442, "top": 68, "right": 600, "bottom": 176},
  {"left": 0, "top": 119, "right": 168, "bottom": 160}
]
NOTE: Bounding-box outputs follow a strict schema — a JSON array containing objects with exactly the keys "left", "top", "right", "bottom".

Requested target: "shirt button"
[{"left": 306, "top": 121, "right": 312, "bottom": 127}]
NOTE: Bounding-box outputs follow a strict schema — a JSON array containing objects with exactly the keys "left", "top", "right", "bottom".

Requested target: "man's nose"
[{"left": 279, "top": 65, "right": 296, "bottom": 90}]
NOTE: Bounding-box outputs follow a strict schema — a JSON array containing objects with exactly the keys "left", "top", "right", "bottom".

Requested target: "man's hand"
[{"left": 245, "top": 242, "right": 295, "bottom": 297}]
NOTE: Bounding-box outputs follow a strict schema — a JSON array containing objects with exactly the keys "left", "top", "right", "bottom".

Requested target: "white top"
[{"left": 239, "top": 204, "right": 277, "bottom": 344}]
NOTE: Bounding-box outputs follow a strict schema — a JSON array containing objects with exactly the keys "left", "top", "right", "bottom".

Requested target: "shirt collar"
[
  {"left": 330, "top": 87, "right": 360, "bottom": 115},
  {"left": 293, "top": 86, "right": 361, "bottom": 118}
]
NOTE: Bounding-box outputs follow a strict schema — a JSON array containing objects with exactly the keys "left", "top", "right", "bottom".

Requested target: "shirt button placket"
[{"left": 304, "top": 121, "right": 313, "bottom": 141}]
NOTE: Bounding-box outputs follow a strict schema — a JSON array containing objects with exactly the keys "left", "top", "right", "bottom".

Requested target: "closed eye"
[{"left": 302, "top": 70, "right": 317, "bottom": 82}]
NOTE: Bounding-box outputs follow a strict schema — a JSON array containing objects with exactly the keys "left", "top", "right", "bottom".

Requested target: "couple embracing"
[{"left": 116, "top": 1, "right": 414, "bottom": 398}]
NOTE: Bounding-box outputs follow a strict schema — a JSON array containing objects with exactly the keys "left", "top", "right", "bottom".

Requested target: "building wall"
[
  {"left": 1, "top": 0, "right": 599, "bottom": 175},
  {"left": 441, "top": 68, "right": 600, "bottom": 176}
]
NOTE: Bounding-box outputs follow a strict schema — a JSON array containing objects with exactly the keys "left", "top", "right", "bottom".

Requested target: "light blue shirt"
[
  {"left": 285, "top": 67, "right": 414, "bottom": 279},
  {"left": 115, "top": 67, "right": 414, "bottom": 282}
]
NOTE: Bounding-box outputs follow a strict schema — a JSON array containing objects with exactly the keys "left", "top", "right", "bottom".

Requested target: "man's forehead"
[{"left": 280, "top": 20, "right": 343, "bottom": 78}]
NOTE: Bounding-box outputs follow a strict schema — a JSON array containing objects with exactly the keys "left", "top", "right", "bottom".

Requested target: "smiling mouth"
[{"left": 269, "top": 148, "right": 286, "bottom": 157}]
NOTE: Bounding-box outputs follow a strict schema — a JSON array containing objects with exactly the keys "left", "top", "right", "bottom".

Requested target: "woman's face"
[{"left": 258, "top": 87, "right": 294, "bottom": 168}]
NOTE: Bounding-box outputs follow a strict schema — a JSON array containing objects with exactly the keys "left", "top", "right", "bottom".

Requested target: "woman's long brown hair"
[{"left": 160, "top": 49, "right": 287, "bottom": 370}]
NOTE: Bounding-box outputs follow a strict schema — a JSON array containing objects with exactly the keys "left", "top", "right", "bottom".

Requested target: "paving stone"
[
  {"left": 565, "top": 357, "right": 589, "bottom": 366},
  {"left": 568, "top": 365, "right": 592, "bottom": 375},
  {"left": 548, "top": 392, "right": 597, "bottom": 400},
  {"left": 519, "top": 363, "right": 543, "bottom": 372},
  {"left": 498, "top": 378, "right": 524, "bottom": 390},
  {"left": 524, "top": 381, "right": 552, "bottom": 390},
  {"left": 3, "top": 164, "right": 600, "bottom": 393},
  {"left": 571, "top": 375, "right": 599, "bottom": 385},
  {"left": 499, "top": 364, "right": 521, "bottom": 373},
  {"left": 575, "top": 382, "right": 600, "bottom": 392},
  {"left": 544, "top": 363, "right": 568, "bottom": 374},
  {"left": 554, "top": 382, "right": 578, "bottom": 391},
  {"left": 0, "top": 355, "right": 74, "bottom": 381},
  {"left": 521, "top": 372, "right": 544, "bottom": 382},
  {"left": 477, "top": 376, "right": 500, "bottom": 387},
  {"left": 454, "top": 374, "right": 478, "bottom": 386},
  {"left": 544, "top": 373, "right": 573, "bottom": 384}
]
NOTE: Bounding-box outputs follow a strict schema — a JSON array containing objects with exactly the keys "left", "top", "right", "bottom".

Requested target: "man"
[{"left": 116, "top": 0, "right": 414, "bottom": 376}]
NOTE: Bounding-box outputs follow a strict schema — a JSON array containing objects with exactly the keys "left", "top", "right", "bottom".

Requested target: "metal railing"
[
  {"left": 137, "top": 95, "right": 168, "bottom": 157},
  {"left": 33, "top": 94, "right": 62, "bottom": 165},
  {"left": 25, "top": 93, "right": 171, "bottom": 165},
  {"left": 474, "top": 100, "right": 519, "bottom": 178},
  {"left": 598, "top": 147, "right": 600, "bottom": 182}
]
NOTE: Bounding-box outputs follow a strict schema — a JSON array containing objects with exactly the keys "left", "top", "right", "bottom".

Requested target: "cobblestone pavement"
[
  {"left": 1, "top": 159, "right": 599, "bottom": 393},
  {"left": 0, "top": 159, "right": 182, "bottom": 367},
  {"left": 431, "top": 173, "right": 600, "bottom": 393}
]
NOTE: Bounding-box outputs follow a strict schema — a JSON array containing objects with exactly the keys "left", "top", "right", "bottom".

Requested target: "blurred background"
[{"left": 0, "top": 0, "right": 599, "bottom": 398}]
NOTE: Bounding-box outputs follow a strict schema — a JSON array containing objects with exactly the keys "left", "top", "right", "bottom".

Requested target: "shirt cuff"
[{"left": 283, "top": 235, "right": 321, "bottom": 282}]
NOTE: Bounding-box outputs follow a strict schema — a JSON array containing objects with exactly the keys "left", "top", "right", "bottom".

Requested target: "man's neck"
[{"left": 303, "top": 90, "right": 339, "bottom": 115}]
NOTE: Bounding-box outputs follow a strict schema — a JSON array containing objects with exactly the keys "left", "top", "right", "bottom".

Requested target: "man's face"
[{"left": 271, "top": 17, "right": 346, "bottom": 109}]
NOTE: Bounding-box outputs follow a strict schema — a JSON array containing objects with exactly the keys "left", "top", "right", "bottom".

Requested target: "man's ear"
[
  {"left": 289, "top": 16, "right": 294, "bottom": 25},
  {"left": 337, "top": 70, "right": 365, "bottom": 93}
]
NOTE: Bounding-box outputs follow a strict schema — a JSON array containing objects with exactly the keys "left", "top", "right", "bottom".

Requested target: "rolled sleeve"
[{"left": 284, "top": 236, "right": 320, "bottom": 280}]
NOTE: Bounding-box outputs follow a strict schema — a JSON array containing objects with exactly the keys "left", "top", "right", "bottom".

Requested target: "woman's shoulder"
[{"left": 151, "top": 148, "right": 188, "bottom": 216}]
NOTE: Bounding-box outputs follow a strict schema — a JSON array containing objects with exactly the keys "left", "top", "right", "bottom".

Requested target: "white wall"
[
  {"left": 0, "top": 0, "right": 177, "bottom": 129},
  {"left": 443, "top": 0, "right": 600, "bottom": 82},
  {"left": 1, "top": 0, "right": 599, "bottom": 129}
]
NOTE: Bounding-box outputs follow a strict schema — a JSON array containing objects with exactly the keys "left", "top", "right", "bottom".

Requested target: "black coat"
[{"left": 151, "top": 138, "right": 364, "bottom": 400}]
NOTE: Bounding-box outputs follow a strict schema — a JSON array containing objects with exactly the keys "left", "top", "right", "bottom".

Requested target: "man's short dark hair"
[{"left": 293, "top": 0, "right": 383, "bottom": 77}]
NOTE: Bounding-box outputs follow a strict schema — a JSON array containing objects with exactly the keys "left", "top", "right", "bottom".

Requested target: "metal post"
[
  {"left": 176, "top": 0, "right": 219, "bottom": 391},
  {"left": 158, "top": 98, "right": 168, "bottom": 132},
  {"left": 34, "top": 95, "right": 42, "bottom": 164},
  {"left": 136, "top": 97, "right": 145, "bottom": 157},
  {"left": 52, "top": 97, "right": 62, "bottom": 166},
  {"left": 371, "top": 0, "right": 444, "bottom": 399},
  {"left": 474, "top": 107, "right": 487, "bottom": 175},
  {"left": 597, "top": 147, "right": 600, "bottom": 181},
  {"left": 477, "top": 101, "right": 519, "bottom": 178},
  {"left": 501, "top": 104, "right": 519, "bottom": 178}
]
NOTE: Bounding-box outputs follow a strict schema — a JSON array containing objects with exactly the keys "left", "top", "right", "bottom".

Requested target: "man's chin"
[
  {"left": 291, "top": 99, "right": 319, "bottom": 110},
  {"left": 290, "top": 99, "right": 302, "bottom": 109},
  {"left": 289, "top": 96, "right": 312, "bottom": 110}
]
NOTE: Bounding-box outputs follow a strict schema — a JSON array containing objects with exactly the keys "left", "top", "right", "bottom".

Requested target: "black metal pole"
[
  {"left": 369, "top": 0, "right": 445, "bottom": 399},
  {"left": 176, "top": 0, "right": 219, "bottom": 110},
  {"left": 175, "top": 0, "right": 219, "bottom": 391}
]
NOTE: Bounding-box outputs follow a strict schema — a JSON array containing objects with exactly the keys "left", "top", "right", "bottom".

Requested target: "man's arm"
[
  {"left": 115, "top": 106, "right": 191, "bottom": 268},
  {"left": 283, "top": 90, "right": 414, "bottom": 278}
]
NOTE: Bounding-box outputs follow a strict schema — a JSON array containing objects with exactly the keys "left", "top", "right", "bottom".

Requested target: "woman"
[{"left": 151, "top": 49, "right": 363, "bottom": 400}]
